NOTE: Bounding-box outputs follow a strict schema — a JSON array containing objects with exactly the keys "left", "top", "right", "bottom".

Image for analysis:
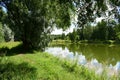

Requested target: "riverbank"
[
  {"left": 51, "top": 39, "right": 120, "bottom": 44},
  {"left": 0, "top": 42, "right": 119, "bottom": 80}
]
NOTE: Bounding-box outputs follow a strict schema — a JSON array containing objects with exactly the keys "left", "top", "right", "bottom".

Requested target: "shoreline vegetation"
[
  {"left": 50, "top": 39, "right": 120, "bottom": 45},
  {"left": 0, "top": 42, "right": 119, "bottom": 80}
]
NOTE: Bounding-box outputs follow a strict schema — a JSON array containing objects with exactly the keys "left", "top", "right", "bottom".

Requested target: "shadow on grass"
[
  {"left": 0, "top": 61, "right": 37, "bottom": 80},
  {"left": 0, "top": 44, "right": 34, "bottom": 56}
]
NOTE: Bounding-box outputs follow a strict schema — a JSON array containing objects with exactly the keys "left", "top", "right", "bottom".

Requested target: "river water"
[{"left": 45, "top": 43, "right": 120, "bottom": 76}]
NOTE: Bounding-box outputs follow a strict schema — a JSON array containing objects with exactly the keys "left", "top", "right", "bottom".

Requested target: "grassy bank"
[
  {"left": 50, "top": 40, "right": 71, "bottom": 45},
  {"left": 51, "top": 39, "right": 120, "bottom": 44},
  {"left": 0, "top": 42, "right": 119, "bottom": 80}
]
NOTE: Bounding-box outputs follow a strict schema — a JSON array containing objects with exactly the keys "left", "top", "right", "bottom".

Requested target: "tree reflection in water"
[{"left": 45, "top": 44, "right": 120, "bottom": 76}]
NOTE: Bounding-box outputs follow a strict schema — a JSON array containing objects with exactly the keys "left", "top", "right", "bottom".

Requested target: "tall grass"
[{"left": 0, "top": 57, "right": 37, "bottom": 80}]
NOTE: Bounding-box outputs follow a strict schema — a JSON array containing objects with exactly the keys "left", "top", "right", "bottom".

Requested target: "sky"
[
  {"left": 0, "top": 5, "right": 104, "bottom": 35},
  {"left": 51, "top": 24, "right": 75, "bottom": 35},
  {"left": 2, "top": 7, "right": 7, "bottom": 12},
  {"left": 51, "top": 17, "right": 103, "bottom": 35},
  {"left": 51, "top": 2, "right": 120, "bottom": 35},
  {"left": 51, "top": 4, "right": 120, "bottom": 35},
  {"left": 0, "top": 4, "right": 7, "bottom": 13},
  {"left": 1, "top": 1, "right": 119, "bottom": 35}
]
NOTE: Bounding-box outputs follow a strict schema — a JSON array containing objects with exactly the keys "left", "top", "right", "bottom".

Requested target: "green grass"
[
  {"left": 51, "top": 39, "right": 118, "bottom": 45},
  {"left": 51, "top": 40, "right": 71, "bottom": 45},
  {"left": 0, "top": 42, "right": 119, "bottom": 80}
]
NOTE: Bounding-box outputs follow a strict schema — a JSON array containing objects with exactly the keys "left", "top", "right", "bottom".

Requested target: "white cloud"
[
  {"left": 51, "top": 28, "right": 63, "bottom": 35},
  {"left": 51, "top": 23, "right": 75, "bottom": 35},
  {"left": 96, "top": 17, "right": 104, "bottom": 23}
]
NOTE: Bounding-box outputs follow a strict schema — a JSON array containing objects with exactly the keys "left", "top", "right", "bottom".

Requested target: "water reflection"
[
  {"left": 45, "top": 44, "right": 120, "bottom": 76},
  {"left": 50, "top": 44, "right": 120, "bottom": 65},
  {"left": 115, "top": 62, "right": 120, "bottom": 71},
  {"left": 78, "top": 55, "right": 87, "bottom": 65}
]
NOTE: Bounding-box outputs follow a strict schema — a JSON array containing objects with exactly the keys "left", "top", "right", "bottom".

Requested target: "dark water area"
[{"left": 45, "top": 43, "right": 120, "bottom": 75}]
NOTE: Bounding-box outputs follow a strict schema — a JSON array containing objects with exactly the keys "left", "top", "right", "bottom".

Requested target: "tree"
[
  {"left": 67, "top": 29, "right": 79, "bottom": 42},
  {"left": 91, "top": 21, "right": 108, "bottom": 40},
  {"left": 0, "top": 7, "right": 5, "bottom": 42},
  {"left": 3, "top": 25, "right": 13, "bottom": 42},
  {"left": 0, "top": 22, "right": 4, "bottom": 42},
  {"left": 0, "top": 7, "right": 3, "bottom": 18},
  {"left": 0, "top": 0, "right": 119, "bottom": 50},
  {"left": 83, "top": 25, "right": 93, "bottom": 40},
  {"left": 115, "top": 24, "right": 120, "bottom": 40},
  {"left": 75, "top": 0, "right": 107, "bottom": 40},
  {"left": 75, "top": 0, "right": 119, "bottom": 40},
  {"left": 0, "top": 0, "right": 73, "bottom": 50},
  {"left": 91, "top": 20, "right": 116, "bottom": 41},
  {"left": 61, "top": 33, "right": 65, "bottom": 40}
]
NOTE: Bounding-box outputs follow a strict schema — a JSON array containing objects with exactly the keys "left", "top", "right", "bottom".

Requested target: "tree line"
[
  {"left": 53, "top": 20, "right": 120, "bottom": 43},
  {"left": 66, "top": 20, "right": 120, "bottom": 43},
  {"left": 0, "top": 0, "right": 120, "bottom": 50}
]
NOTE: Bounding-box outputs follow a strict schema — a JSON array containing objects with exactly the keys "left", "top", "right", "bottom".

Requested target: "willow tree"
[
  {"left": 0, "top": 0, "right": 73, "bottom": 50},
  {"left": 0, "top": 0, "right": 119, "bottom": 50}
]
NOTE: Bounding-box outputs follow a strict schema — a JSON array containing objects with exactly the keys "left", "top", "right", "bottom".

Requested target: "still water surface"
[{"left": 45, "top": 43, "right": 120, "bottom": 75}]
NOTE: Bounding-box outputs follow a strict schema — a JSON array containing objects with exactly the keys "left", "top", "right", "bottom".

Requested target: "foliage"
[
  {"left": 92, "top": 21, "right": 108, "bottom": 40},
  {"left": 0, "top": 22, "right": 4, "bottom": 42},
  {"left": 91, "top": 21, "right": 117, "bottom": 41},
  {"left": 75, "top": 0, "right": 107, "bottom": 40},
  {"left": 61, "top": 33, "right": 66, "bottom": 40},
  {"left": 115, "top": 24, "right": 120, "bottom": 40},
  {"left": 0, "top": 0, "right": 73, "bottom": 50},
  {"left": 67, "top": 29, "right": 79, "bottom": 42},
  {"left": 0, "top": 0, "right": 120, "bottom": 50},
  {"left": 0, "top": 8, "right": 4, "bottom": 42},
  {"left": 65, "top": 20, "right": 117, "bottom": 42},
  {"left": 0, "top": 7, "right": 12, "bottom": 42},
  {"left": 75, "top": 0, "right": 119, "bottom": 40},
  {"left": 82, "top": 25, "right": 93, "bottom": 40},
  {"left": 0, "top": 7, "right": 5, "bottom": 22},
  {"left": 3, "top": 25, "right": 13, "bottom": 42}
]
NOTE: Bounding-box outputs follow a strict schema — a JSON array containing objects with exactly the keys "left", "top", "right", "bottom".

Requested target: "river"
[{"left": 45, "top": 43, "right": 120, "bottom": 76}]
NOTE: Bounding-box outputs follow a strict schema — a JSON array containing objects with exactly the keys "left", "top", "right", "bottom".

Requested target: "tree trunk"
[{"left": 22, "top": 39, "right": 32, "bottom": 50}]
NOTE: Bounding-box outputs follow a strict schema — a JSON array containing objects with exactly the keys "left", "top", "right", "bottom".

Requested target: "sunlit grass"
[
  {"left": 0, "top": 42, "right": 120, "bottom": 80},
  {"left": 51, "top": 40, "right": 71, "bottom": 44},
  {"left": 0, "top": 41, "right": 21, "bottom": 49}
]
